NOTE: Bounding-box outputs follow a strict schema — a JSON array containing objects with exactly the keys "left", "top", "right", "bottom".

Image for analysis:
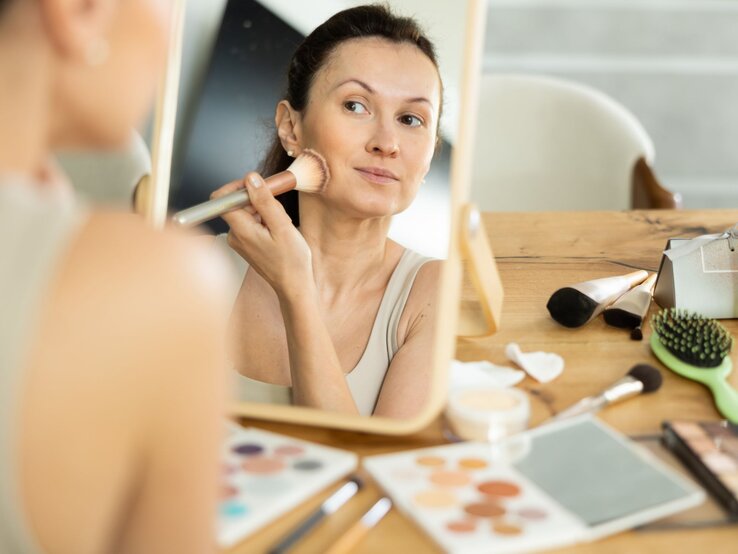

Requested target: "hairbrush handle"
[
  {"left": 651, "top": 334, "right": 738, "bottom": 424},
  {"left": 708, "top": 375, "right": 738, "bottom": 424},
  {"left": 171, "top": 170, "right": 295, "bottom": 227}
]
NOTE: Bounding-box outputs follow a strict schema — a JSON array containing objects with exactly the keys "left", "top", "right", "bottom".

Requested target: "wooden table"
[{"left": 229, "top": 210, "right": 738, "bottom": 554}]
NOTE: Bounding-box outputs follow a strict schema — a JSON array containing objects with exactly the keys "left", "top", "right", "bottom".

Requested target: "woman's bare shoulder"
[
  {"left": 408, "top": 258, "right": 443, "bottom": 301},
  {"left": 50, "top": 209, "right": 233, "bottom": 368},
  {"left": 73, "top": 211, "right": 230, "bottom": 294},
  {"left": 396, "top": 257, "right": 442, "bottom": 342},
  {"left": 20, "top": 210, "right": 232, "bottom": 553}
]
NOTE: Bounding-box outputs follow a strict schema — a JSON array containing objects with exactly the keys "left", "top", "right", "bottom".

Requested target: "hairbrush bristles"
[
  {"left": 286, "top": 148, "right": 330, "bottom": 194},
  {"left": 651, "top": 308, "right": 733, "bottom": 368}
]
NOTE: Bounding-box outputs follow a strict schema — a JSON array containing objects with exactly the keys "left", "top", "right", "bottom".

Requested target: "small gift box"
[{"left": 653, "top": 225, "right": 738, "bottom": 319}]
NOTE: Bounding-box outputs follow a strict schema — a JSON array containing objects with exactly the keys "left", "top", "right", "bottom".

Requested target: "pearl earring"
[
  {"left": 85, "top": 38, "right": 110, "bottom": 67},
  {"left": 287, "top": 150, "right": 294, "bottom": 157}
]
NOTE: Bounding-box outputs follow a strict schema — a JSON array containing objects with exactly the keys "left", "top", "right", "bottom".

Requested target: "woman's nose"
[{"left": 366, "top": 120, "right": 399, "bottom": 157}]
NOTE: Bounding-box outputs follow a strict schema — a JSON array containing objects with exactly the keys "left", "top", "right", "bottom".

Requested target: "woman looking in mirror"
[
  {"left": 0, "top": 0, "right": 231, "bottom": 552},
  {"left": 213, "top": 4, "right": 443, "bottom": 418}
]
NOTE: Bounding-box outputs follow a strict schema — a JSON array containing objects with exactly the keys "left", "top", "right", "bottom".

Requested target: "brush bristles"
[
  {"left": 627, "top": 364, "right": 662, "bottom": 392},
  {"left": 286, "top": 148, "right": 330, "bottom": 194},
  {"left": 651, "top": 308, "right": 733, "bottom": 368}
]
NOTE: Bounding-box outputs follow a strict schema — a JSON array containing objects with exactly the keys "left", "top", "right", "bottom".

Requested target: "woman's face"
[{"left": 297, "top": 37, "right": 441, "bottom": 219}]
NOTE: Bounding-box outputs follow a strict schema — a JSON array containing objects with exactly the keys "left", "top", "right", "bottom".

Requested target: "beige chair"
[{"left": 470, "top": 73, "right": 680, "bottom": 211}]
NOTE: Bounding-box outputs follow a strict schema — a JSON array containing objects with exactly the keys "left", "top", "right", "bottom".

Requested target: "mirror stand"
[{"left": 457, "top": 203, "right": 504, "bottom": 338}]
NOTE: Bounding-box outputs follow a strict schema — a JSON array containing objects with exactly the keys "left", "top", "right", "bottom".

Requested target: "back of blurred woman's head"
[{"left": 0, "top": 0, "right": 171, "bottom": 149}]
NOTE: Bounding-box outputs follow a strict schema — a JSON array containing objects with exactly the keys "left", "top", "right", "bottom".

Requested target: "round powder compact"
[{"left": 445, "top": 387, "right": 530, "bottom": 442}]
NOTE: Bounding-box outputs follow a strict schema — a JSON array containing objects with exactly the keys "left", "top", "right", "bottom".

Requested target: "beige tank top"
[
  {"left": 1, "top": 177, "right": 86, "bottom": 553},
  {"left": 213, "top": 234, "right": 433, "bottom": 415}
]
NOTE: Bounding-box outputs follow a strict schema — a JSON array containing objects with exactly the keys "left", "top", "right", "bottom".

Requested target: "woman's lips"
[{"left": 355, "top": 167, "right": 399, "bottom": 185}]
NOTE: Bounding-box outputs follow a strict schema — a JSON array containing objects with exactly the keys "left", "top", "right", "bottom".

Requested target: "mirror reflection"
[{"left": 168, "top": 1, "right": 466, "bottom": 418}]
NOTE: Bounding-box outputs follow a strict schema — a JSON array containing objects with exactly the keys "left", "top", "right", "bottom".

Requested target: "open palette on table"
[
  {"left": 218, "top": 423, "right": 358, "bottom": 548},
  {"left": 364, "top": 417, "right": 705, "bottom": 554}
]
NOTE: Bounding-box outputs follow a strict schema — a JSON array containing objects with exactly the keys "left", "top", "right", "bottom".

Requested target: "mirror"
[{"left": 162, "top": 0, "right": 488, "bottom": 433}]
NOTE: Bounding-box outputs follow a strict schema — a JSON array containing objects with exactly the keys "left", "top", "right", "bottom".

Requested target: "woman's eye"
[
  {"left": 399, "top": 114, "right": 423, "bottom": 127},
  {"left": 344, "top": 100, "right": 368, "bottom": 114}
]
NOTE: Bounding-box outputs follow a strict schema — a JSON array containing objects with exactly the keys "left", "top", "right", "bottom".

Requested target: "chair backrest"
[{"left": 471, "top": 73, "right": 655, "bottom": 211}]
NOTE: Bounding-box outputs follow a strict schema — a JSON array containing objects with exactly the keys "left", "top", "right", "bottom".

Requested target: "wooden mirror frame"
[{"left": 146, "top": 0, "right": 502, "bottom": 435}]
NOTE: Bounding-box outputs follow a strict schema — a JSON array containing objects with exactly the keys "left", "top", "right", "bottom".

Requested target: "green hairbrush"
[{"left": 650, "top": 308, "right": 737, "bottom": 423}]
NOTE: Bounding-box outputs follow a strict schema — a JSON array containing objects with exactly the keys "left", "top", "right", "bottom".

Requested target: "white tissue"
[
  {"left": 505, "top": 342, "right": 564, "bottom": 383},
  {"left": 450, "top": 360, "right": 525, "bottom": 390}
]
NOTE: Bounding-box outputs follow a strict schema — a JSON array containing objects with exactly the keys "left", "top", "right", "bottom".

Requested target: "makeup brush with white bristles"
[{"left": 172, "top": 148, "right": 330, "bottom": 227}]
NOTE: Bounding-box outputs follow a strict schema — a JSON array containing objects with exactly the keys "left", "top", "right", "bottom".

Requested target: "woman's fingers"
[
  {"left": 210, "top": 177, "right": 257, "bottom": 215},
  {"left": 209, "top": 178, "right": 243, "bottom": 200},
  {"left": 243, "top": 173, "right": 292, "bottom": 232}
]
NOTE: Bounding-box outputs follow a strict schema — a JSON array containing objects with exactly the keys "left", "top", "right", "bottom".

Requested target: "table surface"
[{"left": 228, "top": 209, "right": 738, "bottom": 554}]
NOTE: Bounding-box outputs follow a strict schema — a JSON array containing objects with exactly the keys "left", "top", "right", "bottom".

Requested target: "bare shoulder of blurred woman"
[
  {"left": 17, "top": 209, "right": 235, "bottom": 554},
  {"left": 0, "top": 0, "right": 235, "bottom": 552}
]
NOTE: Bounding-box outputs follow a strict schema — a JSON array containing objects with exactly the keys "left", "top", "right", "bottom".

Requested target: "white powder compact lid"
[{"left": 446, "top": 387, "right": 530, "bottom": 442}]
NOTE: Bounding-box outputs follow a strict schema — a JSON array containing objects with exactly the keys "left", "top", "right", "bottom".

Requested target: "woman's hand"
[{"left": 211, "top": 172, "right": 314, "bottom": 299}]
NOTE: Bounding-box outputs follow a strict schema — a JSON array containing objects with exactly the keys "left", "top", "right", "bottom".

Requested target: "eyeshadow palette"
[
  {"left": 663, "top": 420, "right": 738, "bottom": 517},
  {"left": 364, "top": 417, "right": 704, "bottom": 554},
  {"left": 217, "top": 424, "right": 358, "bottom": 548}
]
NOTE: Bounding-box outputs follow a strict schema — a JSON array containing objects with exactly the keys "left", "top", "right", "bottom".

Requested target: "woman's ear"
[
  {"left": 275, "top": 100, "right": 303, "bottom": 157},
  {"left": 41, "top": 0, "right": 115, "bottom": 61}
]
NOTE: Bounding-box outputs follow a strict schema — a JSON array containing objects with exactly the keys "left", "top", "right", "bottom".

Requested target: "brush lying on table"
[
  {"left": 603, "top": 273, "right": 657, "bottom": 340},
  {"left": 550, "top": 364, "right": 662, "bottom": 422},
  {"left": 546, "top": 270, "right": 648, "bottom": 328}
]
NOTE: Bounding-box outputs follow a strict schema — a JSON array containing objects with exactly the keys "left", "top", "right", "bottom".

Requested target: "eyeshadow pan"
[
  {"left": 720, "top": 438, "right": 738, "bottom": 458},
  {"left": 702, "top": 422, "right": 734, "bottom": 439},
  {"left": 477, "top": 480, "right": 521, "bottom": 497},
  {"left": 274, "top": 444, "right": 305, "bottom": 456},
  {"left": 446, "top": 520, "right": 477, "bottom": 533},
  {"left": 232, "top": 443, "right": 264, "bottom": 456},
  {"left": 492, "top": 521, "right": 523, "bottom": 536},
  {"left": 703, "top": 452, "right": 738, "bottom": 474},
  {"left": 672, "top": 421, "right": 705, "bottom": 440},
  {"left": 242, "top": 457, "right": 285, "bottom": 474},
  {"left": 416, "top": 456, "right": 446, "bottom": 467},
  {"left": 688, "top": 438, "right": 717, "bottom": 455},
  {"left": 293, "top": 459, "right": 323, "bottom": 471},
  {"left": 458, "top": 458, "right": 488, "bottom": 470},
  {"left": 413, "top": 489, "right": 458, "bottom": 508},
  {"left": 221, "top": 484, "right": 238, "bottom": 500},
  {"left": 464, "top": 501, "right": 506, "bottom": 518},
  {"left": 720, "top": 473, "right": 738, "bottom": 492},
  {"left": 517, "top": 507, "right": 548, "bottom": 521},
  {"left": 429, "top": 470, "right": 472, "bottom": 487},
  {"left": 220, "top": 501, "right": 249, "bottom": 518}
]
